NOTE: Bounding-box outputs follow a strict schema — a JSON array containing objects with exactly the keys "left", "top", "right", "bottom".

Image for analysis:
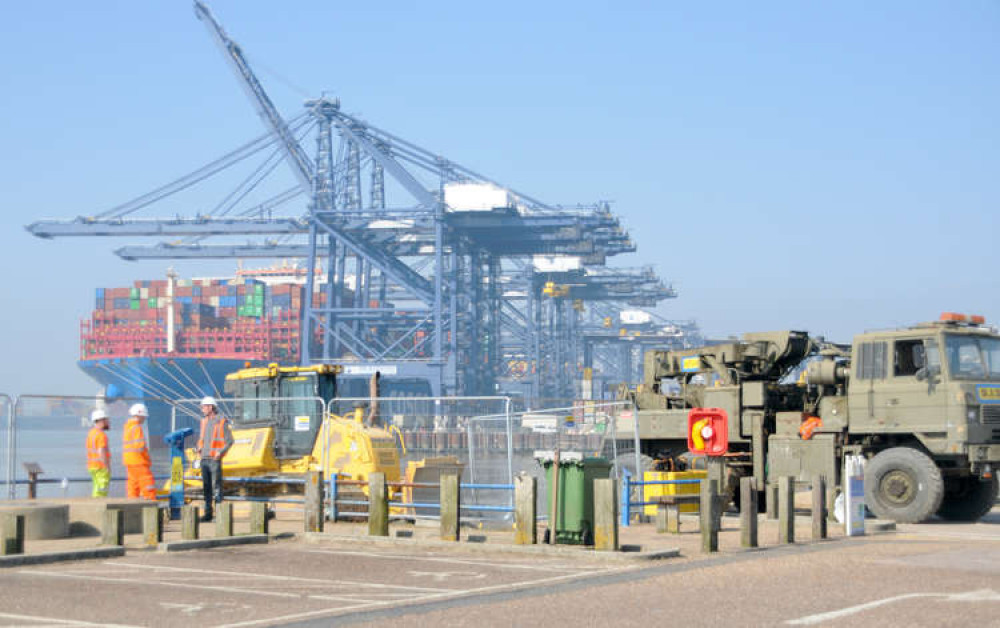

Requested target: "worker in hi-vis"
[
  {"left": 196, "top": 396, "right": 233, "bottom": 522},
  {"left": 86, "top": 409, "right": 111, "bottom": 497},
  {"left": 123, "top": 403, "right": 156, "bottom": 500}
]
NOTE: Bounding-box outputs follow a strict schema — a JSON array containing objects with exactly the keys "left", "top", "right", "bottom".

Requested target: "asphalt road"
[{"left": 1, "top": 509, "right": 998, "bottom": 627}]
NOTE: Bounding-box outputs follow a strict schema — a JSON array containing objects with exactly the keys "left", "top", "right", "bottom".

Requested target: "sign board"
[{"left": 342, "top": 364, "right": 398, "bottom": 375}]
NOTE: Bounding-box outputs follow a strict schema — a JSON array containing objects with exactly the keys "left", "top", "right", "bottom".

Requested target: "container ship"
[{"left": 79, "top": 263, "right": 325, "bottom": 438}]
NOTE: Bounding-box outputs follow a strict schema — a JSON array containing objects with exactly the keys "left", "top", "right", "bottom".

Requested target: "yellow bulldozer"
[{"left": 176, "top": 363, "right": 461, "bottom": 510}]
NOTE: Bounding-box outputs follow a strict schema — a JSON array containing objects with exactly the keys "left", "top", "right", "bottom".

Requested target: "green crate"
[
  {"left": 148, "top": 298, "right": 157, "bottom": 308},
  {"left": 130, "top": 299, "right": 140, "bottom": 310}
]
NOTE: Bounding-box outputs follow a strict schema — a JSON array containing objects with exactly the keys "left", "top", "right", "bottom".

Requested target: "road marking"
[
  {"left": 408, "top": 570, "right": 487, "bottom": 582},
  {"left": 786, "top": 589, "right": 1000, "bottom": 625},
  {"left": 102, "top": 561, "right": 452, "bottom": 592},
  {"left": 0, "top": 612, "right": 140, "bottom": 628},
  {"left": 302, "top": 548, "right": 598, "bottom": 572},
  {"left": 18, "top": 571, "right": 302, "bottom": 599},
  {"left": 215, "top": 565, "right": 633, "bottom": 628}
]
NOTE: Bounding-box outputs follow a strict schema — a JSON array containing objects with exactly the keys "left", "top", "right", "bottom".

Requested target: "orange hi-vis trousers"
[{"left": 126, "top": 464, "right": 156, "bottom": 500}]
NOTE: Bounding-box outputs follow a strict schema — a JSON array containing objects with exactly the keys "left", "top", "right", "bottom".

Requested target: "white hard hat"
[
  {"left": 200, "top": 396, "right": 217, "bottom": 407},
  {"left": 129, "top": 403, "right": 149, "bottom": 417},
  {"left": 90, "top": 409, "right": 108, "bottom": 423}
]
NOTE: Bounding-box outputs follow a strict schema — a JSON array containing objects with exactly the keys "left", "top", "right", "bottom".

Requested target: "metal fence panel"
[
  {"left": 9, "top": 394, "right": 155, "bottom": 500},
  {"left": 1, "top": 394, "right": 12, "bottom": 499}
]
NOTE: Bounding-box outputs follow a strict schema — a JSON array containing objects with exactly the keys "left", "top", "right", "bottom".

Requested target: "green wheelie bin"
[{"left": 537, "top": 453, "right": 612, "bottom": 545}]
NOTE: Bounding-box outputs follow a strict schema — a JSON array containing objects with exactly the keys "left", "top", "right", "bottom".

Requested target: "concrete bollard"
[
  {"left": 1, "top": 514, "right": 25, "bottom": 555},
  {"left": 216, "top": 502, "right": 234, "bottom": 537},
  {"left": 513, "top": 473, "right": 536, "bottom": 545},
  {"left": 593, "top": 477, "right": 618, "bottom": 551},
  {"left": 368, "top": 472, "right": 388, "bottom": 537},
  {"left": 740, "top": 476, "right": 758, "bottom": 548},
  {"left": 700, "top": 478, "right": 719, "bottom": 553},
  {"left": 766, "top": 481, "right": 779, "bottom": 520},
  {"left": 142, "top": 506, "right": 163, "bottom": 547},
  {"left": 182, "top": 505, "right": 200, "bottom": 540},
  {"left": 778, "top": 476, "right": 794, "bottom": 544},
  {"left": 812, "top": 475, "right": 827, "bottom": 540},
  {"left": 440, "top": 472, "right": 460, "bottom": 542},
  {"left": 102, "top": 508, "right": 124, "bottom": 546},
  {"left": 250, "top": 502, "right": 269, "bottom": 535},
  {"left": 305, "top": 471, "right": 325, "bottom": 533}
]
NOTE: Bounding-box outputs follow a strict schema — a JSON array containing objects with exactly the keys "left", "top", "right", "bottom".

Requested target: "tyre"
[
  {"left": 936, "top": 476, "right": 998, "bottom": 522},
  {"left": 864, "top": 447, "right": 944, "bottom": 523}
]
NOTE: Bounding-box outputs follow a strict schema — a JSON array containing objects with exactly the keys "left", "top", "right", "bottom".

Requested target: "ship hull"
[{"left": 78, "top": 356, "right": 264, "bottom": 440}]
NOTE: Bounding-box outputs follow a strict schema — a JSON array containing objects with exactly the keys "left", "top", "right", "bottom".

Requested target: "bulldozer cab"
[{"left": 224, "top": 364, "right": 340, "bottom": 459}]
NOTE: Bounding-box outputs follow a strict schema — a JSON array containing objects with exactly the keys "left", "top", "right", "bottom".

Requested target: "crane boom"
[{"left": 194, "top": 1, "right": 314, "bottom": 189}]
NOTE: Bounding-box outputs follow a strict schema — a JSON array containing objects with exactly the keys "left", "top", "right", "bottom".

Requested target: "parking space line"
[
  {"left": 18, "top": 571, "right": 302, "bottom": 598},
  {"left": 300, "top": 548, "right": 602, "bottom": 572},
  {"left": 0, "top": 612, "right": 140, "bottom": 628},
  {"left": 216, "top": 565, "right": 633, "bottom": 628},
  {"left": 103, "top": 562, "right": 453, "bottom": 593}
]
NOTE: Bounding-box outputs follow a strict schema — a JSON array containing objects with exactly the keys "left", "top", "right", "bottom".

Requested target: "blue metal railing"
[
  {"left": 328, "top": 475, "right": 514, "bottom": 521},
  {"left": 619, "top": 469, "right": 702, "bottom": 527}
]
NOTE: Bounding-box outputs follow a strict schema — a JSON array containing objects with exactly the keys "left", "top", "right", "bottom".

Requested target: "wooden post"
[
  {"left": 440, "top": 472, "right": 460, "bottom": 542},
  {"left": 250, "top": 502, "right": 269, "bottom": 535},
  {"left": 593, "top": 477, "right": 618, "bottom": 551},
  {"left": 216, "top": 502, "right": 234, "bottom": 537},
  {"left": 513, "top": 473, "right": 536, "bottom": 545},
  {"left": 766, "top": 481, "right": 779, "bottom": 520},
  {"left": 700, "top": 477, "right": 718, "bottom": 553},
  {"left": 305, "top": 471, "right": 325, "bottom": 533},
  {"left": 778, "top": 476, "right": 794, "bottom": 544},
  {"left": 0, "top": 514, "right": 24, "bottom": 555},
  {"left": 102, "top": 508, "right": 124, "bottom": 546},
  {"left": 368, "top": 472, "right": 388, "bottom": 537},
  {"left": 811, "top": 475, "right": 827, "bottom": 540},
  {"left": 142, "top": 506, "right": 162, "bottom": 547},
  {"left": 182, "top": 505, "right": 199, "bottom": 540},
  {"left": 740, "top": 476, "right": 758, "bottom": 548},
  {"left": 23, "top": 463, "right": 43, "bottom": 500}
]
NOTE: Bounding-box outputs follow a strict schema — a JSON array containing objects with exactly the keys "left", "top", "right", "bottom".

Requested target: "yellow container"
[{"left": 643, "top": 470, "right": 707, "bottom": 516}]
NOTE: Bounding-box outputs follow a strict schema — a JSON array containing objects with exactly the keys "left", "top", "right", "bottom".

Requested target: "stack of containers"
[{"left": 82, "top": 273, "right": 336, "bottom": 361}]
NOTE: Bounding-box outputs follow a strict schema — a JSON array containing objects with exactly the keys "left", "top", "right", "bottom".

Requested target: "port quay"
[{"left": 4, "top": 2, "right": 999, "bottom": 627}]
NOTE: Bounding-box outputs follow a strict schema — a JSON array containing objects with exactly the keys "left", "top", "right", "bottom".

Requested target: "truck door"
[
  {"left": 876, "top": 337, "right": 946, "bottom": 434},
  {"left": 848, "top": 339, "right": 887, "bottom": 432}
]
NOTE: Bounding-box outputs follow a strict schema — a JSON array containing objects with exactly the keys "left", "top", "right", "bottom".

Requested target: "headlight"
[{"left": 968, "top": 409, "right": 977, "bottom": 421}]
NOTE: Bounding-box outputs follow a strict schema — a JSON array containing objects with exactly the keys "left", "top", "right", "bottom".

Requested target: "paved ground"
[{"left": 0, "top": 506, "right": 997, "bottom": 627}]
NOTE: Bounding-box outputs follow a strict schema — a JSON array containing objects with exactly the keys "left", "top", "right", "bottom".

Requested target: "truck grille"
[{"left": 982, "top": 405, "right": 1000, "bottom": 425}]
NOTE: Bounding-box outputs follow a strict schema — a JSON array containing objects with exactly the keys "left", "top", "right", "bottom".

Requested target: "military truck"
[{"left": 615, "top": 313, "right": 1000, "bottom": 523}]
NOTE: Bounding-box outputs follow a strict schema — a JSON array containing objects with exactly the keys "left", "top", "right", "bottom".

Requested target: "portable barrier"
[
  {"left": 619, "top": 471, "right": 703, "bottom": 527},
  {"left": 327, "top": 475, "right": 514, "bottom": 522},
  {"left": 8, "top": 394, "right": 166, "bottom": 500},
  {"left": 1, "top": 394, "right": 11, "bottom": 499}
]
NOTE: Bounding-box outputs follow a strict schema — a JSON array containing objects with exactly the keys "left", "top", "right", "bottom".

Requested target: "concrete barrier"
[
  {"left": 53, "top": 498, "right": 152, "bottom": 536},
  {"left": 0, "top": 502, "right": 68, "bottom": 540}
]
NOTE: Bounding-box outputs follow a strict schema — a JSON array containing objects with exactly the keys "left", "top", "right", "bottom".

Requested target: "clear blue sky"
[{"left": 1, "top": 1, "right": 997, "bottom": 395}]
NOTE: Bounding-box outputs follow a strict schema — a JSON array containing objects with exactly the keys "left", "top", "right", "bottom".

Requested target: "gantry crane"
[{"left": 26, "top": 1, "right": 698, "bottom": 402}]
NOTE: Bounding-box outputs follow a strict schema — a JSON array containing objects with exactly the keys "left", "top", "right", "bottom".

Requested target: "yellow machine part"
[
  {"left": 643, "top": 470, "right": 706, "bottom": 516},
  {"left": 319, "top": 415, "right": 402, "bottom": 484},
  {"left": 402, "top": 456, "right": 464, "bottom": 516}
]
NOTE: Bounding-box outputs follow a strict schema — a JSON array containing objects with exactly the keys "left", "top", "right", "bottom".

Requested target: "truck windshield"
[{"left": 944, "top": 334, "right": 1000, "bottom": 380}]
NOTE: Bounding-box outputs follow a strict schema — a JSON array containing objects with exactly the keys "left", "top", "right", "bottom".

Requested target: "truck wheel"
[
  {"left": 936, "top": 476, "right": 998, "bottom": 522},
  {"left": 864, "top": 447, "right": 943, "bottom": 523}
]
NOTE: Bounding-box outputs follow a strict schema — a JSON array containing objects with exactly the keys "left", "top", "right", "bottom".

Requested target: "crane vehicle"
[{"left": 616, "top": 313, "right": 1000, "bottom": 523}]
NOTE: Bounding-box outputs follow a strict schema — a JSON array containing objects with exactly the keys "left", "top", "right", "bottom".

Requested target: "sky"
[{"left": 0, "top": 1, "right": 998, "bottom": 396}]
